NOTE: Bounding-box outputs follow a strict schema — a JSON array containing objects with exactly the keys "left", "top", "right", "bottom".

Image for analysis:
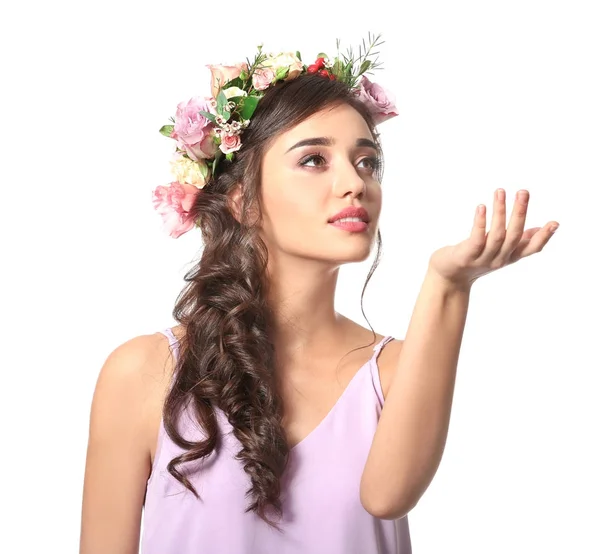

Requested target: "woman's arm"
[
  {"left": 360, "top": 267, "right": 470, "bottom": 519},
  {"left": 80, "top": 335, "right": 165, "bottom": 553},
  {"left": 360, "top": 190, "right": 555, "bottom": 520}
]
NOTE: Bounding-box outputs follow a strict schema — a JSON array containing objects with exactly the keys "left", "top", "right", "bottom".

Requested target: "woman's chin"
[{"left": 315, "top": 243, "right": 374, "bottom": 264}]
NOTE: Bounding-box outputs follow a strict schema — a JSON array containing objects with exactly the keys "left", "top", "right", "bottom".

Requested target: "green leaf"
[
  {"left": 332, "top": 59, "right": 343, "bottom": 77},
  {"left": 159, "top": 124, "right": 174, "bottom": 137},
  {"left": 198, "top": 110, "right": 217, "bottom": 123},
  {"left": 275, "top": 66, "right": 289, "bottom": 80},
  {"left": 225, "top": 152, "right": 234, "bottom": 161},
  {"left": 216, "top": 91, "right": 231, "bottom": 121},
  {"left": 216, "top": 91, "right": 228, "bottom": 114},
  {"left": 317, "top": 52, "right": 328, "bottom": 59},
  {"left": 198, "top": 162, "right": 209, "bottom": 179},
  {"left": 227, "top": 77, "right": 244, "bottom": 89},
  {"left": 359, "top": 60, "right": 371, "bottom": 75},
  {"left": 296, "top": 50, "right": 302, "bottom": 61},
  {"left": 240, "top": 95, "right": 260, "bottom": 119}
]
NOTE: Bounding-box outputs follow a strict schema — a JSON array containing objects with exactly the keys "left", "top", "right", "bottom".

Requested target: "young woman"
[{"left": 80, "top": 40, "right": 559, "bottom": 554}]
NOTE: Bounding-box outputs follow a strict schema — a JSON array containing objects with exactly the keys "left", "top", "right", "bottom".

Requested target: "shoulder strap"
[
  {"left": 373, "top": 335, "right": 394, "bottom": 359},
  {"left": 370, "top": 335, "right": 394, "bottom": 406},
  {"left": 158, "top": 327, "right": 180, "bottom": 363}
]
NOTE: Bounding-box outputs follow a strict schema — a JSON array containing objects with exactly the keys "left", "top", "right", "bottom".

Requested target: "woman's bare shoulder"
[
  {"left": 344, "top": 319, "right": 404, "bottom": 400},
  {"left": 93, "top": 329, "right": 180, "bottom": 442},
  {"left": 376, "top": 337, "right": 404, "bottom": 398},
  {"left": 80, "top": 330, "right": 178, "bottom": 551},
  {"left": 99, "top": 330, "right": 177, "bottom": 385}
]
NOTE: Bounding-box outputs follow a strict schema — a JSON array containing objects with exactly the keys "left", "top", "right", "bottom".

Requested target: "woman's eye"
[
  {"left": 299, "top": 154, "right": 326, "bottom": 167},
  {"left": 298, "top": 154, "right": 381, "bottom": 172},
  {"left": 358, "top": 157, "right": 381, "bottom": 172}
]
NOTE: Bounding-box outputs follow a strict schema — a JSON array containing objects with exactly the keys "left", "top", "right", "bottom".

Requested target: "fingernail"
[{"left": 550, "top": 224, "right": 559, "bottom": 233}]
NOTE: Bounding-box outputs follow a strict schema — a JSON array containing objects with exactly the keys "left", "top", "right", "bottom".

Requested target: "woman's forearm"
[{"left": 361, "top": 267, "right": 471, "bottom": 519}]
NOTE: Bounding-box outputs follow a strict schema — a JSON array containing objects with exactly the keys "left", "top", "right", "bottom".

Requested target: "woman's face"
[{"left": 259, "top": 102, "right": 382, "bottom": 265}]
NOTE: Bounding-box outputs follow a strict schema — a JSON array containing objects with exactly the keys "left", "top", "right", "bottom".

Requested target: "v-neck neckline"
[
  {"left": 288, "top": 335, "right": 391, "bottom": 453},
  {"left": 160, "top": 328, "right": 393, "bottom": 455}
]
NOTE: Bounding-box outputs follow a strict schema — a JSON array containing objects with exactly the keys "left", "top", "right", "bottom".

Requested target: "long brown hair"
[{"left": 163, "top": 73, "right": 385, "bottom": 527}]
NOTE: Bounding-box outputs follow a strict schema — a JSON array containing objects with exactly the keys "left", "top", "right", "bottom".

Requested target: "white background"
[{"left": 1, "top": 0, "right": 599, "bottom": 552}]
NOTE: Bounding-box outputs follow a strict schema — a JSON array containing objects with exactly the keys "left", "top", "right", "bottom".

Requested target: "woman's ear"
[
  {"left": 228, "top": 182, "right": 261, "bottom": 226},
  {"left": 227, "top": 183, "right": 244, "bottom": 223}
]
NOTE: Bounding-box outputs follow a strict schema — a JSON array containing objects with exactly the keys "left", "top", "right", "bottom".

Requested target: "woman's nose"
[{"left": 332, "top": 161, "right": 366, "bottom": 198}]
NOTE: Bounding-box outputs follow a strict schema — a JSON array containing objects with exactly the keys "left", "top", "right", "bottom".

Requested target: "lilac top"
[{"left": 141, "top": 328, "right": 412, "bottom": 554}]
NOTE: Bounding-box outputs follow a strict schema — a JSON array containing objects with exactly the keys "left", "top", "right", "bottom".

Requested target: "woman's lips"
[{"left": 328, "top": 220, "right": 369, "bottom": 232}]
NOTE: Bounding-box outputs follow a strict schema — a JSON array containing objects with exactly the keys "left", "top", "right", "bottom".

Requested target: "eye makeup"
[{"left": 297, "top": 151, "right": 382, "bottom": 173}]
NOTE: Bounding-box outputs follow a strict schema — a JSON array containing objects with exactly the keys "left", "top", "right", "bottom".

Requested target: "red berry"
[
  {"left": 315, "top": 57, "right": 326, "bottom": 69},
  {"left": 307, "top": 64, "right": 319, "bottom": 74},
  {"left": 318, "top": 69, "right": 329, "bottom": 77},
  {"left": 329, "top": 73, "right": 335, "bottom": 80}
]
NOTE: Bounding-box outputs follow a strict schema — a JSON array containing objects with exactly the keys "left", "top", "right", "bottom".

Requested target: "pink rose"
[
  {"left": 181, "top": 133, "right": 218, "bottom": 162},
  {"left": 172, "top": 96, "right": 217, "bottom": 161},
  {"left": 356, "top": 75, "right": 399, "bottom": 125},
  {"left": 219, "top": 133, "right": 242, "bottom": 154},
  {"left": 152, "top": 181, "right": 199, "bottom": 238},
  {"left": 252, "top": 67, "right": 275, "bottom": 91},
  {"left": 208, "top": 63, "right": 248, "bottom": 98}
]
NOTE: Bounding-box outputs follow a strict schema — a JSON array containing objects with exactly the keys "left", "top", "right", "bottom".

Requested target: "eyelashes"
[
  {"left": 298, "top": 151, "right": 382, "bottom": 173},
  {"left": 361, "top": 156, "right": 383, "bottom": 172}
]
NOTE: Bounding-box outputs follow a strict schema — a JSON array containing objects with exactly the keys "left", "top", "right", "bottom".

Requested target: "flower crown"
[{"left": 152, "top": 33, "right": 398, "bottom": 238}]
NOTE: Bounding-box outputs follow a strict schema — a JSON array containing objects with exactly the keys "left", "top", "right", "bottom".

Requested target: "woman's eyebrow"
[
  {"left": 355, "top": 138, "right": 379, "bottom": 151},
  {"left": 286, "top": 137, "right": 378, "bottom": 153}
]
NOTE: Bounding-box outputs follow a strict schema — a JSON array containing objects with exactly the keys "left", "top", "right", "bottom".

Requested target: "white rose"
[
  {"left": 261, "top": 52, "right": 303, "bottom": 81},
  {"left": 170, "top": 154, "right": 208, "bottom": 188},
  {"left": 223, "top": 86, "right": 248, "bottom": 99}
]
